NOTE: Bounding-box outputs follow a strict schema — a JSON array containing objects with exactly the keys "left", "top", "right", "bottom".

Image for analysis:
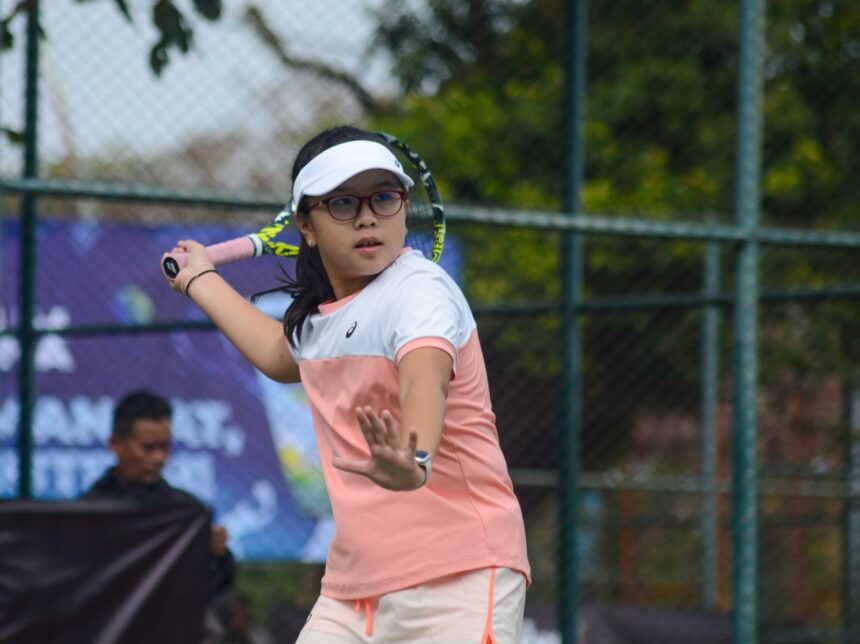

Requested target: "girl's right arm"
[{"left": 166, "top": 240, "right": 301, "bottom": 384}]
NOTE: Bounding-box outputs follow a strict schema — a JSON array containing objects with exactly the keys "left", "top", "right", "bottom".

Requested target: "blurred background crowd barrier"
[{"left": 1, "top": 1, "right": 859, "bottom": 642}]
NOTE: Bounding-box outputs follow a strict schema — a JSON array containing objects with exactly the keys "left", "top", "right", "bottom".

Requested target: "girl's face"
[{"left": 298, "top": 168, "right": 408, "bottom": 299}]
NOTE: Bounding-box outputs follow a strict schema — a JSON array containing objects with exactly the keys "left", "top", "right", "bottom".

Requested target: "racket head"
[{"left": 378, "top": 132, "right": 445, "bottom": 263}]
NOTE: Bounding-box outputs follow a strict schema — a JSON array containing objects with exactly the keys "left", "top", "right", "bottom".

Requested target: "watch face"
[{"left": 414, "top": 450, "right": 430, "bottom": 463}]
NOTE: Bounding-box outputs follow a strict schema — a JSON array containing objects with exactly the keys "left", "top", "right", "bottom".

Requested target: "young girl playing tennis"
[{"left": 164, "top": 125, "right": 530, "bottom": 643}]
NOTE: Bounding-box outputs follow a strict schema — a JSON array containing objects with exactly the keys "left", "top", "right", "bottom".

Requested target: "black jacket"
[{"left": 82, "top": 467, "right": 236, "bottom": 598}]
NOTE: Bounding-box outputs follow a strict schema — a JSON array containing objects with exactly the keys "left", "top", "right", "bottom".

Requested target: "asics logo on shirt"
[{"left": 346, "top": 322, "right": 358, "bottom": 338}]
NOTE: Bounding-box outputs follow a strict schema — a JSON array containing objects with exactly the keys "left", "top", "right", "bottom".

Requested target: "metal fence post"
[
  {"left": 732, "top": 0, "right": 766, "bottom": 641},
  {"left": 559, "top": 0, "right": 588, "bottom": 641},
  {"left": 702, "top": 240, "right": 722, "bottom": 610},
  {"left": 16, "top": 0, "right": 41, "bottom": 499}
]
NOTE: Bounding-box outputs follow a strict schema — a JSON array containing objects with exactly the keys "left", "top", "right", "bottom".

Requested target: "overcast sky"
[{"left": 0, "top": 0, "right": 396, "bottom": 176}]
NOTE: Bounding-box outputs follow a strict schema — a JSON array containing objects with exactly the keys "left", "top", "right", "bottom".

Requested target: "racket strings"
[
  {"left": 393, "top": 145, "right": 444, "bottom": 263},
  {"left": 405, "top": 186, "right": 438, "bottom": 260}
]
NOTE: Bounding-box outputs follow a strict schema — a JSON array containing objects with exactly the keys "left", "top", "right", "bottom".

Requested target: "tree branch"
[{"left": 243, "top": 5, "right": 383, "bottom": 114}]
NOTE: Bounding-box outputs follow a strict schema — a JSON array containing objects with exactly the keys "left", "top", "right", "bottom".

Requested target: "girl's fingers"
[
  {"left": 176, "top": 240, "right": 214, "bottom": 265},
  {"left": 332, "top": 456, "right": 369, "bottom": 475},
  {"left": 364, "top": 406, "right": 388, "bottom": 443},
  {"left": 355, "top": 407, "right": 416, "bottom": 470},
  {"left": 357, "top": 406, "right": 388, "bottom": 448},
  {"left": 355, "top": 407, "right": 378, "bottom": 447},
  {"left": 337, "top": 419, "right": 422, "bottom": 489},
  {"left": 382, "top": 411, "right": 401, "bottom": 448}
]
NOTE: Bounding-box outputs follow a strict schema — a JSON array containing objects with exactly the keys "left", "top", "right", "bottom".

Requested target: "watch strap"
[{"left": 414, "top": 450, "right": 432, "bottom": 487}]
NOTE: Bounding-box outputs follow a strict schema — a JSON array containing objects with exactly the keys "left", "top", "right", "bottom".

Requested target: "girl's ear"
[{"left": 296, "top": 212, "right": 315, "bottom": 242}]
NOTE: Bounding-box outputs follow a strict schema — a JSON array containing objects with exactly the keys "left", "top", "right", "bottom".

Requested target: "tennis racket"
[{"left": 161, "top": 132, "right": 445, "bottom": 280}]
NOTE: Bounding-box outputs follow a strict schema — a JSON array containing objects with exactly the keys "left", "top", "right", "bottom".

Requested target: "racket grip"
[{"left": 161, "top": 237, "right": 257, "bottom": 279}]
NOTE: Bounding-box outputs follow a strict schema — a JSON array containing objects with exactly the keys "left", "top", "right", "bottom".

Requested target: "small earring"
[{"left": 307, "top": 238, "right": 316, "bottom": 247}]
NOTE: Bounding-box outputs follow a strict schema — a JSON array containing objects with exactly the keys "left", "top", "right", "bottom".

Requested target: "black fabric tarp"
[
  {"left": 579, "top": 604, "right": 733, "bottom": 644},
  {"left": 0, "top": 499, "right": 210, "bottom": 644}
]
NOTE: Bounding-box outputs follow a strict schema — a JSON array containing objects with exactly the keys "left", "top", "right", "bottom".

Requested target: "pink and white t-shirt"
[{"left": 293, "top": 249, "right": 530, "bottom": 600}]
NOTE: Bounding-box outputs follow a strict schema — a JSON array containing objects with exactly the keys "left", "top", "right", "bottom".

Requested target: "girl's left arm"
[{"left": 397, "top": 346, "right": 453, "bottom": 457}]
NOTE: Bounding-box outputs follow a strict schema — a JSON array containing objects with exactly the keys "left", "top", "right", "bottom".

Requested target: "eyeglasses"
[{"left": 308, "top": 190, "right": 407, "bottom": 221}]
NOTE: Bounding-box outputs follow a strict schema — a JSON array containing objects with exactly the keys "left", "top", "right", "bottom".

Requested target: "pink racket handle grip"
[{"left": 161, "top": 237, "right": 257, "bottom": 280}]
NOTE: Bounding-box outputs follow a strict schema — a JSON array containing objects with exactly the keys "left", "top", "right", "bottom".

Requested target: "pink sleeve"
[{"left": 395, "top": 337, "right": 458, "bottom": 375}]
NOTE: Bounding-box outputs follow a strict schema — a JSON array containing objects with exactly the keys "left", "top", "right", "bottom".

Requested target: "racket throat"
[{"left": 248, "top": 234, "right": 266, "bottom": 257}]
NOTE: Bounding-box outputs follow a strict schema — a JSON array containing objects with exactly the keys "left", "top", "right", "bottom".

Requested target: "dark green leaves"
[
  {"left": 0, "top": 0, "right": 27, "bottom": 51},
  {"left": 1, "top": 19, "right": 13, "bottom": 50},
  {"left": 112, "top": 0, "right": 132, "bottom": 22},
  {"left": 150, "top": 0, "right": 193, "bottom": 75},
  {"left": 5, "top": 0, "right": 223, "bottom": 75},
  {"left": 192, "top": 0, "right": 222, "bottom": 21},
  {"left": 2, "top": 127, "right": 24, "bottom": 145},
  {"left": 148, "top": 0, "right": 221, "bottom": 75}
]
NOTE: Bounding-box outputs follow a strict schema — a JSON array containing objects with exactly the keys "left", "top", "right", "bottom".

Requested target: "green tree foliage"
[
  {"left": 371, "top": 0, "right": 859, "bottom": 228},
  {"left": 367, "top": 0, "right": 860, "bottom": 468}
]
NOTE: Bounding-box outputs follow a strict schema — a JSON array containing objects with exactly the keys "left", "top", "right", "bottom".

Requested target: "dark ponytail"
[{"left": 282, "top": 125, "right": 392, "bottom": 348}]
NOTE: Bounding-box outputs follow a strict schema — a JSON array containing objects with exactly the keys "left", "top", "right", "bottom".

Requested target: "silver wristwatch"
[{"left": 414, "top": 450, "right": 432, "bottom": 486}]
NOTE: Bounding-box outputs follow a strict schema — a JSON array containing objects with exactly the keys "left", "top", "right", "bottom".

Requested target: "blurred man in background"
[{"left": 81, "top": 390, "right": 236, "bottom": 599}]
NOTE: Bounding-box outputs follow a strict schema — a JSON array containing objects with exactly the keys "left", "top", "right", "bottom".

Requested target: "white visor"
[{"left": 290, "top": 140, "right": 414, "bottom": 213}]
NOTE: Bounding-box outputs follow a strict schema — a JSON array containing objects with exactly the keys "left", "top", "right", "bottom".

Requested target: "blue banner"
[{"left": 0, "top": 218, "right": 460, "bottom": 562}]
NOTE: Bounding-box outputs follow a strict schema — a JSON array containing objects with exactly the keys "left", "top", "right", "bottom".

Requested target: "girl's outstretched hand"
[
  {"left": 332, "top": 406, "right": 426, "bottom": 491},
  {"left": 165, "top": 240, "right": 215, "bottom": 295}
]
